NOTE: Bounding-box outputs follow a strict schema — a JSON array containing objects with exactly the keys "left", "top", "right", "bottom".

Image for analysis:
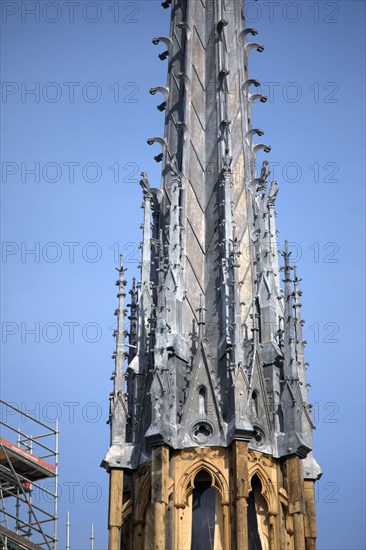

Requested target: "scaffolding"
[{"left": 0, "top": 400, "right": 58, "bottom": 550}]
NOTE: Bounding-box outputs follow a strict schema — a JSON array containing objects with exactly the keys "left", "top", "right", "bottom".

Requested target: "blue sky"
[{"left": 1, "top": 1, "right": 365, "bottom": 548}]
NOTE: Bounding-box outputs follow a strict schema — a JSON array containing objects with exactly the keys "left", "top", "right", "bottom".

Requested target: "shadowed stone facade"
[{"left": 102, "top": 1, "right": 322, "bottom": 548}]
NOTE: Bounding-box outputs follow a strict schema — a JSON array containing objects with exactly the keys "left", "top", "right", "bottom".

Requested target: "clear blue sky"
[{"left": 1, "top": 1, "right": 365, "bottom": 549}]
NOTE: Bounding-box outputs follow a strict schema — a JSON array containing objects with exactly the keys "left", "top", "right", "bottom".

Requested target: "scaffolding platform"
[
  {"left": 0, "top": 525, "right": 42, "bottom": 550},
  {"left": 0, "top": 438, "right": 55, "bottom": 484},
  {"left": 0, "top": 400, "right": 58, "bottom": 550}
]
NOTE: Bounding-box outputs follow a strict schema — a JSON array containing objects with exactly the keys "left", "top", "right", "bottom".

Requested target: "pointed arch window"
[
  {"left": 252, "top": 390, "right": 259, "bottom": 417},
  {"left": 198, "top": 386, "right": 207, "bottom": 416},
  {"left": 277, "top": 404, "right": 284, "bottom": 433},
  {"left": 248, "top": 475, "right": 270, "bottom": 550},
  {"left": 191, "top": 471, "right": 216, "bottom": 550},
  {"left": 248, "top": 488, "right": 262, "bottom": 550}
]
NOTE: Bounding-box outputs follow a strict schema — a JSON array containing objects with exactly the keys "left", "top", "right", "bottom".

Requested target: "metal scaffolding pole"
[
  {"left": 53, "top": 419, "right": 59, "bottom": 550},
  {"left": 66, "top": 512, "right": 70, "bottom": 550},
  {"left": 0, "top": 399, "right": 58, "bottom": 549}
]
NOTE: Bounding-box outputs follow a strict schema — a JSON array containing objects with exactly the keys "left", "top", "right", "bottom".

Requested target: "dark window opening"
[
  {"left": 248, "top": 476, "right": 263, "bottom": 550},
  {"left": 196, "top": 424, "right": 210, "bottom": 437},
  {"left": 198, "top": 386, "right": 207, "bottom": 416},
  {"left": 252, "top": 390, "right": 259, "bottom": 417},
  {"left": 278, "top": 404, "right": 284, "bottom": 432},
  {"left": 253, "top": 429, "right": 262, "bottom": 444},
  {"left": 191, "top": 470, "right": 216, "bottom": 550}
]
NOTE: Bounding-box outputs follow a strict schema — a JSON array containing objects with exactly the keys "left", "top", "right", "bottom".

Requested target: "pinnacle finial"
[
  {"left": 293, "top": 265, "right": 303, "bottom": 309},
  {"left": 116, "top": 254, "right": 127, "bottom": 287},
  {"left": 118, "top": 253, "right": 124, "bottom": 274},
  {"left": 282, "top": 240, "right": 292, "bottom": 275},
  {"left": 140, "top": 171, "right": 153, "bottom": 199},
  {"left": 223, "top": 148, "right": 232, "bottom": 172},
  {"left": 267, "top": 180, "right": 279, "bottom": 206}
]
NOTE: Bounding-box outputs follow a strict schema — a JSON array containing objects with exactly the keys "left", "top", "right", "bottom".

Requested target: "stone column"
[
  {"left": 222, "top": 502, "right": 231, "bottom": 549},
  {"left": 152, "top": 445, "right": 169, "bottom": 550},
  {"left": 268, "top": 512, "right": 280, "bottom": 550},
  {"left": 233, "top": 441, "right": 249, "bottom": 550},
  {"left": 108, "top": 469, "right": 123, "bottom": 550},
  {"left": 132, "top": 520, "right": 145, "bottom": 550},
  {"left": 286, "top": 455, "right": 305, "bottom": 550},
  {"left": 304, "top": 480, "right": 317, "bottom": 550}
]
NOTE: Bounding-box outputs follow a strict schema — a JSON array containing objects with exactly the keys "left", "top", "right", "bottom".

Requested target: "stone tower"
[{"left": 101, "top": 1, "right": 322, "bottom": 549}]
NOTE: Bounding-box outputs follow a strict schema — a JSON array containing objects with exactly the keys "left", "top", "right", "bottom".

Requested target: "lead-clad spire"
[{"left": 102, "top": 0, "right": 320, "bottom": 471}]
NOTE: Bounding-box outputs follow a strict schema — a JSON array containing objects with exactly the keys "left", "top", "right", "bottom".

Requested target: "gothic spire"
[
  {"left": 103, "top": 0, "right": 318, "bottom": 467},
  {"left": 103, "top": 4, "right": 322, "bottom": 547}
]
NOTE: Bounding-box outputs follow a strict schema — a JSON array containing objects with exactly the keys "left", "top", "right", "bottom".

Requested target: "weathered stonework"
[
  {"left": 101, "top": 0, "right": 321, "bottom": 548},
  {"left": 111, "top": 446, "right": 318, "bottom": 549}
]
